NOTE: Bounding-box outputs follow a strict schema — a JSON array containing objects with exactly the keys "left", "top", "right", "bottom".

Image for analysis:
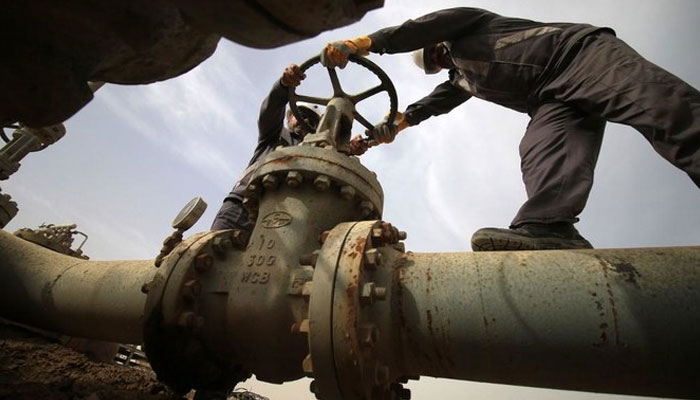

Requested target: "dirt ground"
[{"left": 0, "top": 322, "right": 176, "bottom": 400}]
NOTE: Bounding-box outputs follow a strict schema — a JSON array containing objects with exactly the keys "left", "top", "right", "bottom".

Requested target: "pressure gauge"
[{"left": 171, "top": 197, "right": 207, "bottom": 230}]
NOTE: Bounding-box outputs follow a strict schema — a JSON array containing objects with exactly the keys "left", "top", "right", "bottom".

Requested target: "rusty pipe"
[
  {"left": 306, "top": 220, "right": 700, "bottom": 400},
  {"left": 0, "top": 229, "right": 155, "bottom": 343}
]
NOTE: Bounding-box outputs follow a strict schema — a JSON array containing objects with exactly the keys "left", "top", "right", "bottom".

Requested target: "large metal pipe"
[
  {"left": 307, "top": 220, "right": 700, "bottom": 400},
  {"left": 0, "top": 229, "right": 155, "bottom": 343}
]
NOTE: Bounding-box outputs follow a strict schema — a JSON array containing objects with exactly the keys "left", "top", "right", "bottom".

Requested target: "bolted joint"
[
  {"left": 313, "top": 175, "right": 331, "bottom": 192},
  {"left": 340, "top": 185, "right": 356, "bottom": 200},
  {"left": 364, "top": 248, "right": 382, "bottom": 269},
  {"left": 261, "top": 174, "right": 279, "bottom": 190},
  {"left": 194, "top": 253, "right": 213, "bottom": 273},
  {"left": 286, "top": 171, "right": 304, "bottom": 187},
  {"left": 360, "top": 282, "right": 387, "bottom": 305},
  {"left": 182, "top": 279, "right": 202, "bottom": 300},
  {"left": 359, "top": 200, "right": 374, "bottom": 218}
]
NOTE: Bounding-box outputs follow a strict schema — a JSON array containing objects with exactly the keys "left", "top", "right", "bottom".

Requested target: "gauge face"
[{"left": 172, "top": 197, "right": 207, "bottom": 230}]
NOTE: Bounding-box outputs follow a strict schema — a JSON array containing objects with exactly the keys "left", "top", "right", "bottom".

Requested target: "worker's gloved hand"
[
  {"left": 370, "top": 112, "right": 409, "bottom": 144},
  {"left": 280, "top": 64, "right": 306, "bottom": 87},
  {"left": 348, "top": 135, "right": 370, "bottom": 156},
  {"left": 320, "top": 36, "right": 372, "bottom": 69}
]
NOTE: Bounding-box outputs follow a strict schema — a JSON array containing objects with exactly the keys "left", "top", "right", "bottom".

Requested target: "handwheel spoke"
[
  {"left": 293, "top": 94, "right": 331, "bottom": 106},
  {"left": 327, "top": 68, "right": 345, "bottom": 97},
  {"left": 351, "top": 85, "right": 385, "bottom": 104},
  {"left": 353, "top": 111, "right": 374, "bottom": 131}
]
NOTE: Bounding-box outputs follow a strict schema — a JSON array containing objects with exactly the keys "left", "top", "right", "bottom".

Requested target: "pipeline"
[{"left": 0, "top": 132, "right": 698, "bottom": 398}]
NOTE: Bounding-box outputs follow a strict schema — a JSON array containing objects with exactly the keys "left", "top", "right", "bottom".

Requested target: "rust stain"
[
  {"left": 597, "top": 256, "right": 622, "bottom": 346},
  {"left": 611, "top": 261, "right": 642, "bottom": 285}
]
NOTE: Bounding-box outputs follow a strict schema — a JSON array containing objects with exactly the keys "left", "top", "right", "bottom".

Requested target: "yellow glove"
[
  {"left": 371, "top": 112, "right": 409, "bottom": 144},
  {"left": 321, "top": 36, "right": 372, "bottom": 69}
]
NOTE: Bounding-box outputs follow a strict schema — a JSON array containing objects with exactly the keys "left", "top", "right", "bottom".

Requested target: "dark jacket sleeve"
[
  {"left": 403, "top": 75, "right": 472, "bottom": 126},
  {"left": 251, "top": 79, "right": 288, "bottom": 162},
  {"left": 368, "top": 7, "right": 496, "bottom": 54}
]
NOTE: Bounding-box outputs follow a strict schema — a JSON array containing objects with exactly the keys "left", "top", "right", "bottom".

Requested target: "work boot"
[{"left": 470, "top": 222, "right": 593, "bottom": 251}]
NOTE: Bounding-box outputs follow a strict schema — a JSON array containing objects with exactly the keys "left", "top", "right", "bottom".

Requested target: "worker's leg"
[
  {"left": 512, "top": 102, "right": 606, "bottom": 226},
  {"left": 471, "top": 102, "right": 605, "bottom": 251},
  {"left": 542, "top": 32, "right": 700, "bottom": 187}
]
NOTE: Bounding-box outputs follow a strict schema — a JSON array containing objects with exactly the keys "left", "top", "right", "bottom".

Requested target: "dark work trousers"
[
  {"left": 210, "top": 199, "right": 255, "bottom": 232},
  {"left": 512, "top": 32, "right": 700, "bottom": 227}
]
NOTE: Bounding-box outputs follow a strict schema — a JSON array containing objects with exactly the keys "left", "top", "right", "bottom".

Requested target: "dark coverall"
[
  {"left": 368, "top": 7, "right": 700, "bottom": 227},
  {"left": 211, "top": 80, "right": 302, "bottom": 231}
]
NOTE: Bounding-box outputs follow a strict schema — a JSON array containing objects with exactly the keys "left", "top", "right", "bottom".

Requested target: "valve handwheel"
[{"left": 288, "top": 55, "right": 398, "bottom": 135}]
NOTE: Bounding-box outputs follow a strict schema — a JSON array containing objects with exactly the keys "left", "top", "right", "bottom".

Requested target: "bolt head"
[
  {"left": 340, "top": 185, "right": 356, "bottom": 200},
  {"left": 313, "top": 175, "right": 331, "bottom": 191},
  {"left": 364, "top": 248, "right": 382, "bottom": 269},
  {"left": 360, "top": 282, "right": 376, "bottom": 305},
  {"left": 262, "top": 174, "right": 279, "bottom": 190},
  {"left": 286, "top": 171, "right": 303, "bottom": 187},
  {"left": 182, "top": 279, "right": 202, "bottom": 300}
]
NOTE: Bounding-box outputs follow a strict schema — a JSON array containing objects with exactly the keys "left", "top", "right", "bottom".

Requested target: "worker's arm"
[
  {"left": 403, "top": 76, "right": 472, "bottom": 126},
  {"left": 371, "top": 76, "right": 471, "bottom": 144},
  {"left": 368, "top": 8, "right": 496, "bottom": 54},
  {"left": 322, "top": 8, "right": 495, "bottom": 68},
  {"left": 252, "top": 65, "right": 305, "bottom": 160}
]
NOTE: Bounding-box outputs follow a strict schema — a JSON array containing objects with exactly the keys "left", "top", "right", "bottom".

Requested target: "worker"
[
  {"left": 211, "top": 64, "right": 369, "bottom": 232},
  {"left": 320, "top": 7, "right": 700, "bottom": 251}
]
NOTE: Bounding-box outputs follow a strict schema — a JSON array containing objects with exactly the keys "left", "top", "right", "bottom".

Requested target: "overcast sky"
[{"left": 3, "top": 0, "right": 699, "bottom": 399}]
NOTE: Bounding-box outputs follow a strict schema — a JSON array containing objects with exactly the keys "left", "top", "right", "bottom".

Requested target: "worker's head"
[
  {"left": 287, "top": 103, "right": 321, "bottom": 137},
  {"left": 412, "top": 42, "right": 452, "bottom": 74}
]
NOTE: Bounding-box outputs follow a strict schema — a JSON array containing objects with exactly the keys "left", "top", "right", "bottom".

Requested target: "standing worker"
[
  {"left": 321, "top": 7, "right": 700, "bottom": 251},
  {"left": 212, "top": 64, "right": 369, "bottom": 232}
]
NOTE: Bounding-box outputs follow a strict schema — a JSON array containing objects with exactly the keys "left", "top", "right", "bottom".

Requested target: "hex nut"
[
  {"left": 262, "top": 174, "right": 279, "bottom": 190},
  {"left": 340, "top": 185, "right": 356, "bottom": 200},
  {"left": 286, "top": 171, "right": 303, "bottom": 187},
  {"left": 182, "top": 279, "right": 201, "bottom": 300},
  {"left": 364, "top": 248, "right": 382, "bottom": 269},
  {"left": 313, "top": 175, "right": 331, "bottom": 191}
]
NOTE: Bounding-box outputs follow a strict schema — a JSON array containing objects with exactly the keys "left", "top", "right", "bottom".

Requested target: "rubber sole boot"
[{"left": 471, "top": 225, "right": 593, "bottom": 251}]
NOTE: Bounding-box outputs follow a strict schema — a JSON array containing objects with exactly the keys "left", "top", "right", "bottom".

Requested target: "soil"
[{"left": 0, "top": 322, "right": 176, "bottom": 400}]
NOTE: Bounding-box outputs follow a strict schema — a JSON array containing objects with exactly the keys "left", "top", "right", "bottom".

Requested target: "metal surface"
[
  {"left": 0, "top": 124, "right": 66, "bottom": 180},
  {"left": 0, "top": 229, "right": 155, "bottom": 343},
  {"left": 289, "top": 55, "right": 398, "bottom": 138},
  {"left": 308, "top": 222, "right": 700, "bottom": 399},
  {"left": 140, "top": 140, "right": 384, "bottom": 393}
]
